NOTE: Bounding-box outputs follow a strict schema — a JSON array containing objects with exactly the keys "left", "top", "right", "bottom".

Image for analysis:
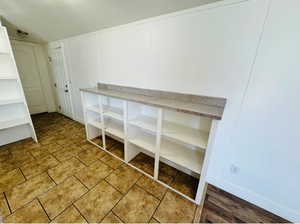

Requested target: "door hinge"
[
  {"left": 48, "top": 56, "right": 52, "bottom": 63},
  {"left": 58, "top": 105, "right": 61, "bottom": 110},
  {"left": 54, "top": 83, "right": 57, "bottom": 88}
]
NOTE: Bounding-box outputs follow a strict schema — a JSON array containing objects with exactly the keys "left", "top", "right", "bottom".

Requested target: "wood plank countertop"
[{"left": 80, "top": 83, "right": 226, "bottom": 120}]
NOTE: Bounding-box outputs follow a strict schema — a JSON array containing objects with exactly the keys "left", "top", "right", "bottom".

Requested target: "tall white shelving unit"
[
  {"left": 81, "top": 89, "right": 222, "bottom": 204},
  {"left": 0, "top": 26, "right": 37, "bottom": 146}
]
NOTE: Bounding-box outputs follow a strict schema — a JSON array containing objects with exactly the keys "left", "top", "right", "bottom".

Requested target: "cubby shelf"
[
  {"left": 86, "top": 105, "right": 101, "bottom": 114},
  {"left": 105, "top": 120, "right": 124, "bottom": 139},
  {"left": 81, "top": 87, "right": 221, "bottom": 204},
  {"left": 0, "top": 118, "right": 29, "bottom": 130},
  {"left": 0, "top": 98, "right": 24, "bottom": 106},
  {"left": 163, "top": 122, "right": 209, "bottom": 149},
  {"left": 129, "top": 115, "right": 208, "bottom": 148},
  {"left": 103, "top": 105, "right": 123, "bottom": 121},
  {"left": 128, "top": 132, "right": 156, "bottom": 154},
  {"left": 87, "top": 120, "right": 102, "bottom": 129},
  {"left": 129, "top": 115, "right": 156, "bottom": 132},
  {"left": 161, "top": 138, "right": 205, "bottom": 174},
  {"left": 0, "top": 75, "right": 17, "bottom": 80}
]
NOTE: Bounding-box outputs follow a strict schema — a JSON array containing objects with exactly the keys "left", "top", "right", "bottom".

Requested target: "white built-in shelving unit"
[
  {"left": 81, "top": 90, "right": 220, "bottom": 204},
  {"left": 0, "top": 26, "right": 37, "bottom": 146}
]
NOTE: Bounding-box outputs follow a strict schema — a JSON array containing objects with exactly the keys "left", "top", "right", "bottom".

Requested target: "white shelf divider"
[
  {"left": 0, "top": 98, "right": 24, "bottom": 106},
  {"left": 0, "top": 118, "right": 30, "bottom": 130},
  {"left": 163, "top": 121, "right": 209, "bottom": 149},
  {"left": 160, "top": 138, "right": 205, "bottom": 174},
  {"left": 129, "top": 115, "right": 156, "bottom": 133},
  {"left": 103, "top": 105, "right": 123, "bottom": 121},
  {"left": 105, "top": 119, "right": 124, "bottom": 139},
  {"left": 128, "top": 131, "right": 156, "bottom": 154},
  {"left": 86, "top": 105, "right": 101, "bottom": 114},
  {"left": 87, "top": 120, "right": 103, "bottom": 129},
  {"left": 0, "top": 75, "right": 17, "bottom": 80}
]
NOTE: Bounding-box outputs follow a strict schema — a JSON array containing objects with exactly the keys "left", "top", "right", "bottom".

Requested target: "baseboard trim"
[{"left": 207, "top": 176, "right": 298, "bottom": 222}]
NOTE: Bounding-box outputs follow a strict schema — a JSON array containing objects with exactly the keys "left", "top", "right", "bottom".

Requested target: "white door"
[
  {"left": 49, "top": 44, "right": 73, "bottom": 119},
  {"left": 12, "top": 43, "right": 47, "bottom": 114}
]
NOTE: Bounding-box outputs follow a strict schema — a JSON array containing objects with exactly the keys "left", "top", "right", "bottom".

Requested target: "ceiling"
[{"left": 0, "top": 0, "right": 220, "bottom": 43}]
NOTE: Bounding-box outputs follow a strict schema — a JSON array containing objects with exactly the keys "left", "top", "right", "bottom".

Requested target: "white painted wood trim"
[
  {"left": 99, "top": 95, "right": 106, "bottom": 149},
  {"left": 80, "top": 91, "right": 90, "bottom": 140},
  {"left": 195, "top": 119, "right": 219, "bottom": 203},
  {"left": 154, "top": 108, "right": 163, "bottom": 180}
]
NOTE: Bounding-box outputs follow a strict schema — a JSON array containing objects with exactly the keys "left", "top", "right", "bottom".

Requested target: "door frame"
[
  {"left": 48, "top": 41, "right": 75, "bottom": 120},
  {"left": 11, "top": 40, "right": 56, "bottom": 114}
]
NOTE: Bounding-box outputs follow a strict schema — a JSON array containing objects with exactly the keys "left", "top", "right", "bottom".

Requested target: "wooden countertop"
[{"left": 80, "top": 83, "right": 226, "bottom": 120}]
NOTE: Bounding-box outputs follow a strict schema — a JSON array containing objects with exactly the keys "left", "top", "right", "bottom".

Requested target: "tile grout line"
[
  {"left": 73, "top": 175, "right": 90, "bottom": 191},
  {"left": 72, "top": 203, "right": 90, "bottom": 223},
  {"left": 18, "top": 167, "right": 27, "bottom": 181},
  {"left": 36, "top": 197, "right": 51, "bottom": 221},
  {"left": 46, "top": 171, "right": 58, "bottom": 185},
  {"left": 134, "top": 183, "right": 164, "bottom": 202},
  {"left": 149, "top": 188, "right": 170, "bottom": 223},
  {"left": 3, "top": 192, "right": 12, "bottom": 216},
  {"left": 103, "top": 179, "right": 124, "bottom": 196},
  {"left": 132, "top": 184, "right": 163, "bottom": 223}
]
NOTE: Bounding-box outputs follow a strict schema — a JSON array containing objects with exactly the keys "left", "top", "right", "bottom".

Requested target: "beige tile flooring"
[{"left": 0, "top": 113, "right": 199, "bottom": 223}]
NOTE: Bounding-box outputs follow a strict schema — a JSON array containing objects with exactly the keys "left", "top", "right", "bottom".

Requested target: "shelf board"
[
  {"left": 128, "top": 132, "right": 156, "bottom": 154},
  {"left": 0, "top": 52, "right": 10, "bottom": 55},
  {"left": 160, "top": 138, "right": 205, "bottom": 174},
  {"left": 129, "top": 115, "right": 156, "bottom": 132},
  {"left": 103, "top": 105, "right": 123, "bottom": 121},
  {"left": 163, "top": 121, "right": 209, "bottom": 149},
  {"left": 0, "top": 75, "right": 17, "bottom": 80},
  {"left": 87, "top": 120, "right": 102, "bottom": 129},
  {"left": 0, "top": 118, "right": 30, "bottom": 130},
  {"left": 129, "top": 116, "right": 208, "bottom": 148},
  {"left": 0, "top": 98, "right": 24, "bottom": 106},
  {"left": 105, "top": 120, "right": 124, "bottom": 139},
  {"left": 87, "top": 105, "right": 101, "bottom": 114}
]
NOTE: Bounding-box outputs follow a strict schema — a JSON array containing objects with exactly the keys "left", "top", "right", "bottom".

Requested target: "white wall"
[{"left": 52, "top": 0, "right": 300, "bottom": 221}]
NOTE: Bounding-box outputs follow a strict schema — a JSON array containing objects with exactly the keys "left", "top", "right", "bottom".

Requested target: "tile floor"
[{"left": 0, "top": 113, "right": 199, "bottom": 223}]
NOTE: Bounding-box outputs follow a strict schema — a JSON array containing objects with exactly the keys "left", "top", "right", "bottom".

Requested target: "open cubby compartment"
[
  {"left": 128, "top": 101, "right": 158, "bottom": 133},
  {"left": 126, "top": 141, "right": 156, "bottom": 177},
  {"left": 158, "top": 137, "right": 203, "bottom": 200},
  {"left": 0, "top": 80, "right": 22, "bottom": 101},
  {"left": 104, "top": 135, "right": 125, "bottom": 160},
  {"left": 86, "top": 110, "right": 102, "bottom": 130},
  {"left": 86, "top": 110, "right": 103, "bottom": 147},
  {"left": 0, "top": 28, "right": 10, "bottom": 54},
  {"left": 86, "top": 124, "right": 103, "bottom": 148},
  {"left": 162, "top": 109, "right": 212, "bottom": 149},
  {"left": 104, "top": 117, "right": 124, "bottom": 140},
  {"left": 84, "top": 92, "right": 101, "bottom": 113},
  {"left": 0, "top": 103, "right": 29, "bottom": 130},
  {"left": 127, "top": 124, "right": 156, "bottom": 176},
  {"left": 102, "top": 96, "right": 124, "bottom": 121},
  {"left": 127, "top": 124, "right": 157, "bottom": 154},
  {"left": 0, "top": 55, "right": 17, "bottom": 79}
]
